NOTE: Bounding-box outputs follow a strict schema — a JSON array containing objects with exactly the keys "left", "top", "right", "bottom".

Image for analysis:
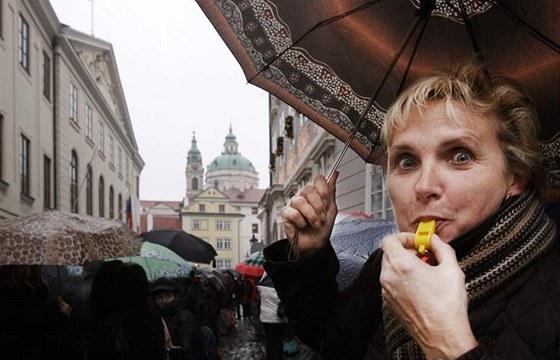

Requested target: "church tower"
[{"left": 185, "top": 132, "right": 204, "bottom": 202}]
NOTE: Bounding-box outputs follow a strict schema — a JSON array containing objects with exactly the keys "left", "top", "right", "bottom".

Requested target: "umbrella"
[
  {"left": 235, "top": 250, "right": 265, "bottom": 277},
  {"left": 109, "top": 242, "right": 193, "bottom": 281},
  {"left": 0, "top": 211, "right": 142, "bottom": 265},
  {"left": 141, "top": 228, "right": 217, "bottom": 264},
  {"left": 331, "top": 214, "right": 397, "bottom": 288},
  {"left": 196, "top": 0, "right": 559, "bottom": 187}
]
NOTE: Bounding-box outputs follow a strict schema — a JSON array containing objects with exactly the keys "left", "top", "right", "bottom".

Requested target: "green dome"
[
  {"left": 207, "top": 153, "right": 256, "bottom": 172},
  {"left": 207, "top": 126, "right": 257, "bottom": 173}
]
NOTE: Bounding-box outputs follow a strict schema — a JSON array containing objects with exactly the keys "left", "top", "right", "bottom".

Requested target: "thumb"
[
  {"left": 429, "top": 234, "right": 457, "bottom": 265},
  {"left": 327, "top": 171, "right": 339, "bottom": 199}
]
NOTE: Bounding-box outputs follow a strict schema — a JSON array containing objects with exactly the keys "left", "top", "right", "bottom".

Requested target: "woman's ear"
[{"left": 507, "top": 172, "right": 528, "bottom": 196}]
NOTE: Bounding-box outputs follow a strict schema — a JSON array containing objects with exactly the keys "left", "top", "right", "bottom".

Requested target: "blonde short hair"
[{"left": 382, "top": 64, "right": 545, "bottom": 194}]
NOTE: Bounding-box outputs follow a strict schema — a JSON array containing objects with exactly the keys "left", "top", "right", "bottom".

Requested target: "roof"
[
  {"left": 223, "top": 188, "right": 266, "bottom": 203},
  {"left": 140, "top": 200, "right": 182, "bottom": 212},
  {"left": 207, "top": 153, "right": 257, "bottom": 173}
]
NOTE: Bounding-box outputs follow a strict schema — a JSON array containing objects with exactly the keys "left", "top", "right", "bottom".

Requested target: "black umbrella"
[
  {"left": 331, "top": 214, "right": 397, "bottom": 289},
  {"left": 141, "top": 228, "right": 217, "bottom": 264}
]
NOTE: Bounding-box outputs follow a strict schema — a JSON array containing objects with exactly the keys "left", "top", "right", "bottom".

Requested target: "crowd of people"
[{"left": 0, "top": 259, "right": 279, "bottom": 360}]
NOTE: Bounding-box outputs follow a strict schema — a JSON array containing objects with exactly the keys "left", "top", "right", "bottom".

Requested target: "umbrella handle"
[{"left": 287, "top": 231, "right": 301, "bottom": 262}]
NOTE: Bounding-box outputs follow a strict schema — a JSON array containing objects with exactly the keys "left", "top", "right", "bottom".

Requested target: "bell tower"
[{"left": 186, "top": 132, "right": 204, "bottom": 201}]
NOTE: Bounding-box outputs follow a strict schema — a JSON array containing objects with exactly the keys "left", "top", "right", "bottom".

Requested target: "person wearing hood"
[
  {"left": 88, "top": 261, "right": 166, "bottom": 360},
  {"left": 151, "top": 278, "right": 218, "bottom": 360}
]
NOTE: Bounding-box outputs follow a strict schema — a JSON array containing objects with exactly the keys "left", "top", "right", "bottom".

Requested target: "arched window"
[
  {"left": 109, "top": 186, "right": 114, "bottom": 218},
  {"left": 86, "top": 165, "right": 93, "bottom": 215},
  {"left": 98, "top": 176, "right": 105, "bottom": 217},
  {"left": 118, "top": 193, "right": 123, "bottom": 222},
  {"left": 70, "top": 150, "right": 78, "bottom": 213},
  {"left": 192, "top": 177, "right": 198, "bottom": 190}
]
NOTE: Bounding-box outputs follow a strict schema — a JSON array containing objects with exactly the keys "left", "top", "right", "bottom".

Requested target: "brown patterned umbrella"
[{"left": 0, "top": 211, "right": 142, "bottom": 265}]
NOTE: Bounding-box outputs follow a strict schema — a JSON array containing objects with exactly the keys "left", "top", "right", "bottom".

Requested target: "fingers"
[{"left": 428, "top": 234, "right": 457, "bottom": 265}]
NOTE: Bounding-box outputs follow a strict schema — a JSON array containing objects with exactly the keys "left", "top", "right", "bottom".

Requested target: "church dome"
[
  {"left": 207, "top": 153, "right": 256, "bottom": 172},
  {"left": 207, "top": 126, "right": 257, "bottom": 173}
]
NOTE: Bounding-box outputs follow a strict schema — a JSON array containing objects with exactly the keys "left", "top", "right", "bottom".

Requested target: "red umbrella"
[{"left": 235, "top": 251, "right": 265, "bottom": 277}]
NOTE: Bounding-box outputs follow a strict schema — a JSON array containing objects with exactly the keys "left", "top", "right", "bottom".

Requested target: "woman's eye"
[
  {"left": 397, "top": 157, "right": 416, "bottom": 169},
  {"left": 452, "top": 151, "right": 472, "bottom": 163}
]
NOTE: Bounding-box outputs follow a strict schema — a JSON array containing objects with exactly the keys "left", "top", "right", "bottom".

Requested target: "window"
[
  {"left": 192, "top": 177, "right": 198, "bottom": 190},
  {"left": 98, "top": 123, "right": 105, "bottom": 155},
  {"left": 109, "top": 186, "right": 114, "bottom": 218},
  {"left": 118, "top": 193, "right": 123, "bottom": 222},
  {"left": 43, "top": 156, "right": 51, "bottom": 208},
  {"left": 369, "top": 165, "right": 394, "bottom": 220},
  {"left": 20, "top": 135, "right": 30, "bottom": 195},
  {"left": 215, "top": 258, "right": 232, "bottom": 269},
  {"left": 42, "top": 51, "right": 51, "bottom": 100},
  {"left": 219, "top": 205, "right": 225, "bottom": 213},
  {"left": 199, "top": 204, "right": 205, "bottom": 212},
  {"left": 85, "top": 105, "right": 93, "bottom": 140},
  {"left": 86, "top": 165, "right": 93, "bottom": 215},
  {"left": 216, "top": 220, "right": 231, "bottom": 231},
  {"left": 70, "top": 150, "right": 78, "bottom": 213},
  {"left": 252, "top": 223, "right": 259, "bottom": 234},
  {"left": 193, "top": 219, "right": 200, "bottom": 230},
  {"left": 109, "top": 136, "right": 114, "bottom": 164},
  {"left": 118, "top": 147, "right": 122, "bottom": 175},
  {"left": 70, "top": 83, "right": 78, "bottom": 122},
  {"left": 125, "top": 157, "right": 130, "bottom": 183},
  {"left": 18, "top": 14, "right": 29, "bottom": 72},
  {"left": 216, "top": 238, "right": 231, "bottom": 250},
  {"left": 98, "top": 176, "right": 105, "bottom": 217},
  {"left": 251, "top": 207, "right": 258, "bottom": 214}
]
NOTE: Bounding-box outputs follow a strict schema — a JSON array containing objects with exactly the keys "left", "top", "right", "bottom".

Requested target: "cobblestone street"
[{"left": 220, "top": 318, "right": 266, "bottom": 360}]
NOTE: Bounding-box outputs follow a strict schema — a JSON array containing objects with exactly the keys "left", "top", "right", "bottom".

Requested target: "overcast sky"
[{"left": 49, "top": 0, "right": 270, "bottom": 201}]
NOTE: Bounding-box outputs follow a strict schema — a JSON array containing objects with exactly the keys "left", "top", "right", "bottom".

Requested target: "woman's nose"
[{"left": 414, "top": 163, "right": 442, "bottom": 200}]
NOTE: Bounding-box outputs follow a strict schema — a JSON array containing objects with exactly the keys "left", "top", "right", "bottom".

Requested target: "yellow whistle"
[{"left": 415, "top": 220, "right": 435, "bottom": 256}]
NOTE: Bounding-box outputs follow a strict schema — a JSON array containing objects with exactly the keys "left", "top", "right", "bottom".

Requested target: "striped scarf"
[{"left": 382, "top": 190, "right": 557, "bottom": 359}]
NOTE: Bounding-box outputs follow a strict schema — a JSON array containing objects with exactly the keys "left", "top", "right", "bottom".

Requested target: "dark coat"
[
  {"left": 264, "top": 238, "right": 560, "bottom": 359},
  {"left": 0, "top": 288, "right": 82, "bottom": 360},
  {"left": 88, "top": 262, "right": 165, "bottom": 360},
  {"left": 151, "top": 278, "right": 202, "bottom": 359}
]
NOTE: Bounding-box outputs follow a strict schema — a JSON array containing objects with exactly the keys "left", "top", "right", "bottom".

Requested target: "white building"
[{"left": 0, "top": 0, "right": 144, "bottom": 229}]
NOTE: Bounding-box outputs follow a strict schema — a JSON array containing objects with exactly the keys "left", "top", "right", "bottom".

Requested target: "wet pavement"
[{"left": 220, "top": 317, "right": 265, "bottom": 360}]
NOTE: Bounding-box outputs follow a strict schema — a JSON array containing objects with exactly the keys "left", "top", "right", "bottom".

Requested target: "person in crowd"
[
  {"left": 88, "top": 260, "right": 166, "bottom": 360},
  {"left": 258, "top": 273, "right": 288, "bottom": 360},
  {"left": 151, "top": 277, "right": 220, "bottom": 360},
  {"left": 0, "top": 264, "right": 82, "bottom": 359},
  {"left": 264, "top": 64, "right": 559, "bottom": 359},
  {"left": 63, "top": 260, "right": 104, "bottom": 357},
  {"left": 230, "top": 271, "right": 246, "bottom": 320}
]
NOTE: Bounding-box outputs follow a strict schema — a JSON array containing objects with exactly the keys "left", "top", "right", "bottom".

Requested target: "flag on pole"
[{"left": 126, "top": 196, "right": 133, "bottom": 229}]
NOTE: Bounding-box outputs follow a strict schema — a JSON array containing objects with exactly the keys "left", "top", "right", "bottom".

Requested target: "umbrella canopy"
[
  {"left": 235, "top": 250, "right": 265, "bottom": 277},
  {"left": 110, "top": 242, "right": 193, "bottom": 281},
  {"left": 141, "top": 228, "right": 217, "bottom": 264},
  {"left": 0, "top": 211, "right": 142, "bottom": 265},
  {"left": 196, "top": 0, "right": 560, "bottom": 188},
  {"left": 331, "top": 214, "right": 397, "bottom": 288}
]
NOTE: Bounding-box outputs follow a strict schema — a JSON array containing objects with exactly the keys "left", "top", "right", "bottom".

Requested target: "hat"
[{"left": 150, "top": 282, "right": 176, "bottom": 294}]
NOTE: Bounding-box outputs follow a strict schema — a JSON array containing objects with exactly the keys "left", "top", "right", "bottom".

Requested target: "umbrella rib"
[
  {"left": 247, "top": 1, "right": 379, "bottom": 84},
  {"left": 492, "top": 1, "right": 560, "bottom": 54},
  {"left": 326, "top": 1, "right": 433, "bottom": 181}
]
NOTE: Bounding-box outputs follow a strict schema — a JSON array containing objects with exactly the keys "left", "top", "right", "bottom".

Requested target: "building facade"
[
  {"left": 139, "top": 200, "right": 182, "bottom": 233},
  {"left": 0, "top": 0, "right": 144, "bottom": 227},
  {"left": 181, "top": 128, "right": 265, "bottom": 267},
  {"left": 260, "top": 95, "right": 393, "bottom": 244}
]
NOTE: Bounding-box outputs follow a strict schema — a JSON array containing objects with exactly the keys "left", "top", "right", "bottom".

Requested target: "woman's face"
[{"left": 387, "top": 101, "right": 524, "bottom": 243}]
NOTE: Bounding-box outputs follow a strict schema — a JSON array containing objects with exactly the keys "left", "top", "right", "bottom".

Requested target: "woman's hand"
[
  {"left": 280, "top": 172, "right": 339, "bottom": 254},
  {"left": 380, "top": 233, "right": 478, "bottom": 359},
  {"left": 57, "top": 296, "right": 72, "bottom": 317}
]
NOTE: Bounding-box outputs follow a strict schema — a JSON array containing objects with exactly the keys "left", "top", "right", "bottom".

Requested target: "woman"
[{"left": 264, "top": 65, "right": 558, "bottom": 359}]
